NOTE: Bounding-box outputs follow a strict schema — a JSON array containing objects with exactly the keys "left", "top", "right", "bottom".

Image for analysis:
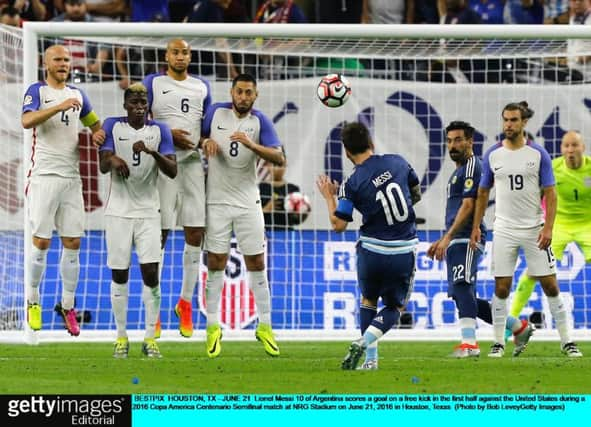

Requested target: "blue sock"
[
  {"left": 360, "top": 304, "right": 377, "bottom": 334},
  {"left": 368, "top": 306, "right": 400, "bottom": 337}
]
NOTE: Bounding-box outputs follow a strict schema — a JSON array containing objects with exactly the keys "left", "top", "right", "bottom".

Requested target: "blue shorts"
[
  {"left": 446, "top": 239, "right": 482, "bottom": 296},
  {"left": 356, "top": 244, "right": 416, "bottom": 308}
]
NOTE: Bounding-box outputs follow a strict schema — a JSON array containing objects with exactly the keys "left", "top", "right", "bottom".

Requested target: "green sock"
[{"left": 510, "top": 273, "right": 537, "bottom": 317}]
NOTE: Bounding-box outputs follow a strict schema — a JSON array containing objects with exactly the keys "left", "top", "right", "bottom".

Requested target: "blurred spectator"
[
  {"left": 413, "top": 0, "right": 440, "bottom": 23},
  {"left": 81, "top": 0, "right": 126, "bottom": 21},
  {"left": 185, "top": 0, "right": 241, "bottom": 78},
  {"left": 129, "top": 0, "right": 169, "bottom": 22},
  {"left": 259, "top": 160, "right": 309, "bottom": 230},
  {"left": 0, "top": 0, "right": 50, "bottom": 20},
  {"left": 51, "top": 0, "right": 112, "bottom": 78},
  {"left": 568, "top": 0, "right": 591, "bottom": 80},
  {"left": 253, "top": 0, "right": 307, "bottom": 23},
  {"left": 544, "top": 0, "right": 569, "bottom": 24},
  {"left": 169, "top": 0, "right": 196, "bottom": 22},
  {"left": 0, "top": 4, "right": 21, "bottom": 26},
  {"left": 468, "top": 0, "right": 504, "bottom": 24},
  {"left": 439, "top": 0, "right": 482, "bottom": 24},
  {"left": 361, "top": 0, "right": 413, "bottom": 24},
  {"left": 315, "top": 0, "right": 362, "bottom": 23},
  {"left": 503, "top": 0, "right": 543, "bottom": 24}
]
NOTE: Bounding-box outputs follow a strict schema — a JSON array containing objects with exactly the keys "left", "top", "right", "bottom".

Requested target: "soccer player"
[
  {"left": 142, "top": 38, "right": 212, "bottom": 338},
  {"left": 201, "top": 73, "right": 285, "bottom": 358},
  {"left": 99, "top": 83, "right": 177, "bottom": 358},
  {"left": 470, "top": 101, "right": 582, "bottom": 358},
  {"left": 510, "top": 131, "right": 591, "bottom": 330},
  {"left": 317, "top": 122, "right": 421, "bottom": 370},
  {"left": 427, "top": 121, "right": 530, "bottom": 358},
  {"left": 21, "top": 44, "right": 102, "bottom": 336}
]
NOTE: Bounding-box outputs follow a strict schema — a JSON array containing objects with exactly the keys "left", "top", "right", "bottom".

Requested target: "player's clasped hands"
[
  {"left": 171, "top": 128, "right": 195, "bottom": 150},
  {"left": 133, "top": 140, "right": 153, "bottom": 155},
  {"left": 316, "top": 175, "right": 339, "bottom": 200},
  {"left": 201, "top": 137, "right": 219, "bottom": 157},
  {"left": 58, "top": 97, "right": 81, "bottom": 112},
  {"left": 231, "top": 131, "right": 254, "bottom": 149}
]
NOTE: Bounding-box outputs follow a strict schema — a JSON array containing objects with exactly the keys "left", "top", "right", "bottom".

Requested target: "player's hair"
[
  {"left": 502, "top": 101, "right": 535, "bottom": 120},
  {"left": 232, "top": 73, "right": 257, "bottom": 88},
  {"left": 124, "top": 82, "right": 148, "bottom": 101},
  {"left": 445, "top": 120, "right": 475, "bottom": 139},
  {"left": 341, "top": 122, "right": 372, "bottom": 155}
]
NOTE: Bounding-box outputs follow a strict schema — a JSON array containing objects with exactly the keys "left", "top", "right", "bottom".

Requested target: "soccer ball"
[
  {"left": 284, "top": 192, "right": 312, "bottom": 214},
  {"left": 316, "top": 74, "right": 352, "bottom": 108}
]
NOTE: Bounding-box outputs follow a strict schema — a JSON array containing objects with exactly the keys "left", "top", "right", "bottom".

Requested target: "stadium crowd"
[{"left": 1, "top": 1, "right": 590, "bottom": 84}]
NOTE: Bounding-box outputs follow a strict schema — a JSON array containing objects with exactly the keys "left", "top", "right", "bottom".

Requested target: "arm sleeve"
[
  {"left": 157, "top": 122, "right": 175, "bottom": 155},
  {"left": 143, "top": 74, "right": 156, "bottom": 111},
  {"left": 99, "top": 118, "right": 116, "bottom": 153},
  {"left": 538, "top": 147, "right": 555, "bottom": 188},
  {"left": 334, "top": 179, "right": 354, "bottom": 222},
  {"left": 479, "top": 149, "right": 494, "bottom": 189},
  {"left": 462, "top": 157, "right": 480, "bottom": 199},
  {"left": 22, "top": 83, "right": 41, "bottom": 114},
  {"left": 79, "top": 88, "right": 100, "bottom": 127},
  {"left": 256, "top": 111, "right": 281, "bottom": 147},
  {"left": 201, "top": 104, "right": 215, "bottom": 137}
]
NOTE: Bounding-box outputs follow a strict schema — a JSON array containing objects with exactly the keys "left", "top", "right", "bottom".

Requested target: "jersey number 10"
[{"left": 375, "top": 182, "right": 409, "bottom": 225}]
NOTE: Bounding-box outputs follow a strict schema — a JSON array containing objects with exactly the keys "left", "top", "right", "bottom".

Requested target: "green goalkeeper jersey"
[{"left": 553, "top": 155, "right": 591, "bottom": 226}]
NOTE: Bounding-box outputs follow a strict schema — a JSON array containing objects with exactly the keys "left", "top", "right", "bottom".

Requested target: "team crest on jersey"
[
  {"left": 464, "top": 178, "right": 473, "bottom": 190},
  {"left": 526, "top": 161, "right": 536, "bottom": 168},
  {"left": 23, "top": 95, "right": 32, "bottom": 106}
]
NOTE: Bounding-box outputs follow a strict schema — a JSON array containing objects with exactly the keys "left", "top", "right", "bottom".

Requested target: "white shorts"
[
  {"left": 105, "top": 215, "right": 161, "bottom": 270},
  {"left": 205, "top": 204, "right": 266, "bottom": 256},
  {"left": 492, "top": 227, "right": 556, "bottom": 277},
  {"left": 26, "top": 175, "right": 85, "bottom": 239},
  {"left": 158, "top": 157, "right": 205, "bottom": 229}
]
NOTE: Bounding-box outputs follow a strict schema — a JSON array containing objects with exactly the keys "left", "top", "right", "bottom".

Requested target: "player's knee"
[
  {"left": 61, "top": 237, "right": 81, "bottom": 250},
  {"left": 244, "top": 254, "right": 265, "bottom": 271},
  {"left": 207, "top": 253, "right": 228, "bottom": 270},
  {"left": 112, "top": 269, "right": 129, "bottom": 284},
  {"left": 184, "top": 227, "right": 204, "bottom": 246},
  {"left": 360, "top": 296, "right": 377, "bottom": 308},
  {"left": 32, "top": 237, "right": 51, "bottom": 251},
  {"left": 140, "top": 263, "right": 159, "bottom": 288},
  {"left": 381, "top": 295, "right": 402, "bottom": 310}
]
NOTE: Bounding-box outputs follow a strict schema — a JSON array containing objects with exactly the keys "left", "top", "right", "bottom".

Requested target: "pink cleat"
[{"left": 54, "top": 303, "right": 80, "bottom": 336}]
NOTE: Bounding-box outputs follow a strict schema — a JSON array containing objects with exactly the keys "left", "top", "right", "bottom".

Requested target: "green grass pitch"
[{"left": 1, "top": 341, "right": 590, "bottom": 394}]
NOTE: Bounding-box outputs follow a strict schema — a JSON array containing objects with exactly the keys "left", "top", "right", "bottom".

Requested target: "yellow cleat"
[
  {"left": 174, "top": 299, "right": 193, "bottom": 338},
  {"left": 206, "top": 324, "right": 222, "bottom": 358},
  {"left": 113, "top": 337, "right": 129, "bottom": 359},
  {"left": 255, "top": 323, "right": 280, "bottom": 357},
  {"left": 27, "top": 302, "right": 42, "bottom": 331},
  {"left": 141, "top": 338, "right": 162, "bottom": 358}
]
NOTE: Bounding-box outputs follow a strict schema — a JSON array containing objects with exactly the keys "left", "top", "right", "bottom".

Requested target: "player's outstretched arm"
[
  {"left": 22, "top": 97, "right": 81, "bottom": 129},
  {"left": 316, "top": 175, "right": 347, "bottom": 232}
]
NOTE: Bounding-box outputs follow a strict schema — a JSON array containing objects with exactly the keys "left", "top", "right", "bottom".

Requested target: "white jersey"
[
  {"left": 100, "top": 117, "right": 175, "bottom": 218},
  {"left": 143, "top": 72, "right": 211, "bottom": 162},
  {"left": 480, "top": 140, "right": 555, "bottom": 230},
  {"left": 22, "top": 82, "right": 97, "bottom": 178},
  {"left": 203, "top": 102, "right": 281, "bottom": 209}
]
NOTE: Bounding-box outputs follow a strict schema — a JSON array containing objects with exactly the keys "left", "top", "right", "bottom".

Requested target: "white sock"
[
  {"left": 28, "top": 246, "right": 48, "bottom": 304},
  {"left": 459, "top": 317, "right": 477, "bottom": 345},
  {"left": 60, "top": 248, "right": 79, "bottom": 310},
  {"left": 547, "top": 295, "right": 571, "bottom": 345},
  {"left": 492, "top": 295, "right": 508, "bottom": 344},
  {"left": 205, "top": 270, "right": 224, "bottom": 327},
  {"left": 110, "top": 281, "right": 128, "bottom": 338},
  {"left": 181, "top": 243, "right": 201, "bottom": 302},
  {"left": 158, "top": 247, "right": 164, "bottom": 285},
  {"left": 143, "top": 284, "right": 161, "bottom": 339},
  {"left": 248, "top": 270, "right": 271, "bottom": 325}
]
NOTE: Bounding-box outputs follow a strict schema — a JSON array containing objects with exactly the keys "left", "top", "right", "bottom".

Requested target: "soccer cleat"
[
  {"left": 27, "top": 302, "right": 42, "bottom": 331},
  {"left": 488, "top": 342, "right": 505, "bottom": 358},
  {"left": 342, "top": 338, "right": 366, "bottom": 370},
  {"left": 356, "top": 359, "right": 378, "bottom": 370},
  {"left": 113, "top": 337, "right": 129, "bottom": 359},
  {"left": 451, "top": 343, "right": 480, "bottom": 358},
  {"left": 174, "top": 299, "right": 193, "bottom": 338},
  {"left": 255, "top": 323, "right": 280, "bottom": 357},
  {"left": 141, "top": 338, "right": 162, "bottom": 358},
  {"left": 562, "top": 342, "right": 583, "bottom": 358},
  {"left": 206, "top": 324, "right": 222, "bottom": 358},
  {"left": 512, "top": 319, "right": 535, "bottom": 357},
  {"left": 154, "top": 317, "right": 161, "bottom": 339},
  {"left": 54, "top": 303, "right": 80, "bottom": 336}
]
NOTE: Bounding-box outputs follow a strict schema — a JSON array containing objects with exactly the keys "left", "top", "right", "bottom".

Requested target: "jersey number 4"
[{"left": 375, "top": 182, "right": 409, "bottom": 225}]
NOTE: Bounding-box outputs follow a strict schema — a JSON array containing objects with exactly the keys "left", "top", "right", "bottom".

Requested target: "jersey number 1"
[{"left": 375, "top": 182, "right": 409, "bottom": 225}]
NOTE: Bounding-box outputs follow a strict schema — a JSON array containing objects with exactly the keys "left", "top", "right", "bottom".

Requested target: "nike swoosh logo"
[
  {"left": 118, "top": 137, "right": 129, "bottom": 141},
  {"left": 162, "top": 90, "right": 173, "bottom": 94},
  {"left": 494, "top": 167, "right": 502, "bottom": 171},
  {"left": 44, "top": 99, "right": 54, "bottom": 103},
  {"left": 217, "top": 125, "right": 227, "bottom": 130}
]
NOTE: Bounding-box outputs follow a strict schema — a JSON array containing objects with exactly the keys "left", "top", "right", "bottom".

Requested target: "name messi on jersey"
[{"left": 372, "top": 171, "right": 392, "bottom": 188}]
